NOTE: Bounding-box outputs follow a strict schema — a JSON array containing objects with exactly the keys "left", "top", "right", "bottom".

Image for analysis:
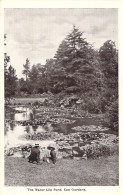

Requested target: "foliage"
[
  {"left": 65, "top": 86, "right": 81, "bottom": 94},
  {"left": 22, "top": 58, "right": 30, "bottom": 81},
  {"left": 4, "top": 35, "right": 10, "bottom": 94},
  {"left": 84, "top": 143, "right": 118, "bottom": 159},
  {"left": 106, "top": 100, "right": 118, "bottom": 131},
  {"left": 45, "top": 26, "right": 102, "bottom": 95},
  {"left": 21, "top": 63, "right": 47, "bottom": 94},
  {"left": 4, "top": 35, "right": 18, "bottom": 101},
  {"left": 5, "top": 28, "right": 118, "bottom": 131},
  {"left": 5, "top": 65, "right": 17, "bottom": 97},
  {"left": 99, "top": 40, "right": 118, "bottom": 129},
  {"left": 99, "top": 40, "right": 118, "bottom": 89},
  {"left": 29, "top": 64, "right": 46, "bottom": 94}
]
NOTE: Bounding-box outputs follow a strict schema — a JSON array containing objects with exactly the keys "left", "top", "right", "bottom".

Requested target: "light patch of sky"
[{"left": 4, "top": 8, "right": 118, "bottom": 78}]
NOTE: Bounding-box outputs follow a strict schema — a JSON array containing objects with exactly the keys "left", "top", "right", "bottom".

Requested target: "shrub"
[
  {"left": 106, "top": 100, "right": 118, "bottom": 131},
  {"left": 65, "top": 86, "right": 81, "bottom": 94},
  {"left": 83, "top": 144, "right": 117, "bottom": 159},
  {"left": 33, "top": 101, "right": 41, "bottom": 106}
]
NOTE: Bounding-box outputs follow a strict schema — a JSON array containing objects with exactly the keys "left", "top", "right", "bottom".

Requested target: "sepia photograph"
[{"left": 4, "top": 7, "right": 119, "bottom": 187}]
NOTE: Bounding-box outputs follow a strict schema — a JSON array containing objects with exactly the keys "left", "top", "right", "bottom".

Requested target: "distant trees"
[
  {"left": 4, "top": 28, "right": 118, "bottom": 130},
  {"left": 17, "top": 78, "right": 27, "bottom": 95},
  {"left": 4, "top": 35, "right": 17, "bottom": 101},
  {"left": 4, "top": 34, "right": 10, "bottom": 89},
  {"left": 22, "top": 58, "right": 30, "bottom": 81},
  {"left": 5, "top": 65, "right": 17, "bottom": 98},
  {"left": 29, "top": 63, "right": 46, "bottom": 94},
  {"left": 21, "top": 62, "right": 47, "bottom": 94},
  {"left": 99, "top": 40, "right": 118, "bottom": 89},
  {"left": 99, "top": 40, "right": 118, "bottom": 130}
]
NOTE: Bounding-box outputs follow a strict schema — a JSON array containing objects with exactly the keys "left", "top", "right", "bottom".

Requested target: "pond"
[
  {"left": 5, "top": 106, "right": 46, "bottom": 133},
  {"left": 5, "top": 105, "right": 117, "bottom": 156}
]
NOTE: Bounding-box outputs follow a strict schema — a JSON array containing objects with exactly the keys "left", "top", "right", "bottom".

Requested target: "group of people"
[{"left": 27, "top": 144, "right": 56, "bottom": 164}]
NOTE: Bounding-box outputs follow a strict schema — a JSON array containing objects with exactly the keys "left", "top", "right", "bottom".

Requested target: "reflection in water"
[
  {"left": 5, "top": 123, "right": 9, "bottom": 135},
  {"left": 22, "top": 112, "right": 26, "bottom": 118},
  {"left": 30, "top": 112, "right": 34, "bottom": 120},
  {"left": 9, "top": 122, "right": 16, "bottom": 131},
  {"left": 32, "top": 125, "right": 38, "bottom": 132},
  {"left": 5, "top": 106, "right": 46, "bottom": 149},
  {"left": 32, "top": 108, "right": 36, "bottom": 119},
  {"left": 5, "top": 123, "right": 46, "bottom": 149},
  {"left": 25, "top": 126, "right": 30, "bottom": 133},
  {"left": 10, "top": 113, "right": 15, "bottom": 120},
  {"left": 14, "top": 107, "right": 33, "bottom": 121},
  {"left": 24, "top": 125, "right": 45, "bottom": 134}
]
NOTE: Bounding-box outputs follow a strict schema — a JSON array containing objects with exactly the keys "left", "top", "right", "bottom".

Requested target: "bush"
[
  {"left": 83, "top": 144, "right": 118, "bottom": 159},
  {"left": 33, "top": 101, "right": 41, "bottom": 106},
  {"left": 106, "top": 100, "right": 118, "bottom": 131},
  {"left": 82, "top": 97, "right": 107, "bottom": 114},
  {"left": 65, "top": 86, "right": 81, "bottom": 94},
  {"left": 78, "top": 92, "right": 109, "bottom": 114}
]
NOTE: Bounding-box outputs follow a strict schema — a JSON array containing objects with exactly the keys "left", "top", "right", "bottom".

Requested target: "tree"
[
  {"left": 99, "top": 40, "right": 118, "bottom": 99},
  {"left": 18, "top": 78, "right": 27, "bottom": 94},
  {"left": 99, "top": 40, "right": 118, "bottom": 63},
  {"left": 5, "top": 65, "right": 17, "bottom": 100},
  {"left": 99, "top": 40, "right": 118, "bottom": 128},
  {"left": 46, "top": 26, "right": 101, "bottom": 94},
  {"left": 4, "top": 35, "right": 18, "bottom": 101},
  {"left": 22, "top": 58, "right": 30, "bottom": 81},
  {"left": 4, "top": 34, "right": 10, "bottom": 91},
  {"left": 28, "top": 63, "right": 47, "bottom": 94},
  {"left": 107, "top": 100, "right": 118, "bottom": 131},
  {"left": 64, "top": 26, "right": 98, "bottom": 92},
  {"left": 29, "top": 64, "right": 41, "bottom": 94},
  {"left": 45, "top": 59, "right": 57, "bottom": 92}
]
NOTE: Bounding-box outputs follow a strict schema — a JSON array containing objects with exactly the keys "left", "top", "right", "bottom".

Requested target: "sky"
[{"left": 4, "top": 8, "right": 118, "bottom": 78}]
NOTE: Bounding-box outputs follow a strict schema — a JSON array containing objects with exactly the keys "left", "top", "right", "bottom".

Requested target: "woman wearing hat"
[{"left": 28, "top": 144, "right": 40, "bottom": 164}]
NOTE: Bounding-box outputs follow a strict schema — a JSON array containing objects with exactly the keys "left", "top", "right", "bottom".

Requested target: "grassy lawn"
[{"left": 5, "top": 155, "right": 119, "bottom": 186}]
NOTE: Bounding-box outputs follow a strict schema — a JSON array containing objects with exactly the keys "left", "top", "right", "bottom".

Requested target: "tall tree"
[
  {"left": 18, "top": 78, "right": 27, "bottom": 94},
  {"left": 22, "top": 58, "right": 30, "bottom": 81},
  {"left": 99, "top": 40, "right": 118, "bottom": 99},
  {"left": 28, "top": 63, "right": 47, "bottom": 94},
  {"left": 45, "top": 59, "right": 57, "bottom": 92},
  {"left": 4, "top": 34, "right": 18, "bottom": 101},
  {"left": 4, "top": 34, "right": 10, "bottom": 89},
  {"left": 47, "top": 26, "right": 101, "bottom": 94},
  {"left": 5, "top": 65, "right": 17, "bottom": 99},
  {"left": 99, "top": 40, "right": 118, "bottom": 129}
]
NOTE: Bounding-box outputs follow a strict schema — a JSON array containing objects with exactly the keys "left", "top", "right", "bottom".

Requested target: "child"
[{"left": 50, "top": 147, "right": 56, "bottom": 164}]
